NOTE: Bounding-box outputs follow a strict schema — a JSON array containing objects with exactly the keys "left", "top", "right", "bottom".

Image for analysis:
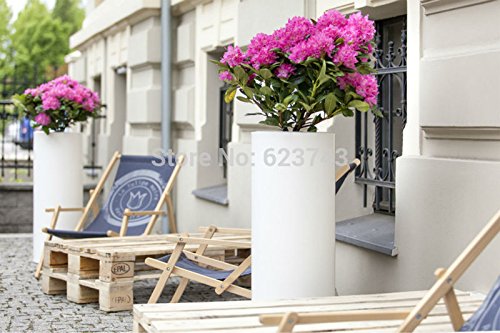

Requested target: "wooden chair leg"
[
  {"left": 165, "top": 195, "right": 177, "bottom": 233},
  {"left": 278, "top": 312, "right": 299, "bottom": 333},
  {"left": 434, "top": 267, "right": 464, "bottom": 330},
  {"left": 170, "top": 278, "right": 189, "bottom": 303},
  {"left": 444, "top": 288, "right": 464, "bottom": 330},
  {"left": 147, "top": 242, "right": 185, "bottom": 304},
  {"left": 35, "top": 205, "right": 61, "bottom": 279}
]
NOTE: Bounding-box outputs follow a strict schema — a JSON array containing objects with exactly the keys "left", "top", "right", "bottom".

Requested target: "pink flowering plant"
[
  {"left": 214, "top": 10, "right": 379, "bottom": 132},
  {"left": 13, "top": 75, "right": 102, "bottom": 134}
]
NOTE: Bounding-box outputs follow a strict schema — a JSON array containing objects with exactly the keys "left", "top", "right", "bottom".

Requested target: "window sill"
[
  {"left": 336, "top": 213, "right": 398, "bottom": 257},
  {"left": 192, "top": 184, "right": 229, "bottom": 206}
]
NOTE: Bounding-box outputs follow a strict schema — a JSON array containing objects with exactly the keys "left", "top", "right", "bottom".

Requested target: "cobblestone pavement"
[{"left": 0, "top": 234, "right": 245, "bottom": 333}]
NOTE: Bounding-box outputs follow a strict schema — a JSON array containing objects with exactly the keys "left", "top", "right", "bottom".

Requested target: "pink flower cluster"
[
  {"left": 25, "top": 75, "right": 101, "bottom": 112},
  {"left": 220, "top": 10, "right": 374, "bottom": 70},
  {"left": 218, "top": 10, "right": 378, "bottom": 108},
  {"left": 338, "top": 73, "right": 378, "bottom": 106}
]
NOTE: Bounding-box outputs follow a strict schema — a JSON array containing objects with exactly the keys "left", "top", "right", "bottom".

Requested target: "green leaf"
[
  {"left": 233, "top": 66, "right": 248, "bottom": 83},
  {"left": 237, "top": 96, "right": 251, "bottom": 103},
  {"left": 324, "top": 93, "right": 338, "bottom": 114},
  {"left": 357, "top": 63, "right": 377, "bottom": 74},
  {"left": 260, "top": 86, "right": 273, "bottom": 96},
  {"left": 307, "top": 125, "right": 317, "bottom": 132},
  {"left": 224, "top": 87, "right": 237, "bottom": 103},
  {"left": 259, "top": 69, "right": 273, "bottom": 80},
  {"left": 342, "top": 108, "right": 354, "bottom": 117},
  {"left": 372, "top": 107, "right": 384, "bottom": 118},
  {"left": 274, "top": 103, "right": 287, "bottom": 112},
  {"left": 348, "top": 100, "right": 370, "bottom": 112},
  {"left": 299, "top": 102, "right": 312, "bottom": 112},
  {"left": 317, "top": 59, "right": 327, "bottom": 83},
  {"left": 260, "top": 118, "right": 280, "bottom": 126},
  {"left": 242, "top": 87, "right": 254, "bottom": 98}
]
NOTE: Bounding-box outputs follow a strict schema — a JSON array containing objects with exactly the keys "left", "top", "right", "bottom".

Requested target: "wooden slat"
[{"left": 133, "top": 291, "right": 484, "bottom": 333}]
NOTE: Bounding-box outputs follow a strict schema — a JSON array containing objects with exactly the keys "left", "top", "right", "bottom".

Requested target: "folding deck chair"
[
  {"left": 145, "top": 234, "right": 252, "bottom": 304},
  {"left": 34, "top": 151, "right": 185, "bottom": 279},
  {"left": 260, "top": 207, "right": 500, "bottom": 332}
]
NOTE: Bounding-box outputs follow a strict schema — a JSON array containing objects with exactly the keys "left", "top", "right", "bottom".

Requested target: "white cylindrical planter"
[
  {"left": 33, "top": 131, "right": 83, "bottom": 262},
  {"left": 251, "top": 131, "right": 336, "bottom": 300}
]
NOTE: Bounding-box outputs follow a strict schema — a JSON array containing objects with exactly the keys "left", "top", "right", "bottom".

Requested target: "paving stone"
[{"left": 0, "top": 234, "right": 245, "bottom": 332}]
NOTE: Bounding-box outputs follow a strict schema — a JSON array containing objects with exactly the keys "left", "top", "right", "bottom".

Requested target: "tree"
[
  {"left": 11, "top": 0, "right": 68, "bottom": 80},
  {"left": 0, "top": 0, "right": 12, "bottom": 77},
  {"left": 52, "top": 0, "right": 85, "bottom": 36}
]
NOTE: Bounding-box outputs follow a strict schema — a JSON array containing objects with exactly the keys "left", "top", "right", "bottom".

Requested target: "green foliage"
[
  {"left": 52, "top": 0, "right": 85, "bottom": 36},
  {"left": 11, "top": 0, "right": 68, "bottom": 78},
  {"left": 218, "top": 57, "right": 376, "bottom": 132},
  {"left": 0, "top": 0, "right": 84, "bottom": 83},
  {"left": 0, "top": 0, "right": 12, "bottom": 77}
]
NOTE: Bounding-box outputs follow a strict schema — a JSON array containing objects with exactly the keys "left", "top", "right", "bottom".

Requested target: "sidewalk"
[{"left": 0, "top": 234, "right": 244, "bottom": 332}]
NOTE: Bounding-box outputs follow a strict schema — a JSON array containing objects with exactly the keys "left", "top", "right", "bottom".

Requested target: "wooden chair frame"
[
  {"left": 260, "top": 208, "right": 500, "bottom": 332},
  {"left": 34, "top": 151, "right": 185, "bottom": 279},
  {"left": 146, "top": 234, "right": 252, "bottom": 304},
  {"left": 335, "top": 158, "right": 360, "bottom": 183}
]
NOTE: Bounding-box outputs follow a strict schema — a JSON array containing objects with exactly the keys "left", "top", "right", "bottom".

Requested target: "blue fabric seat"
[
  {"left": 158, "top": 253, "right": 252, "bottom": 280},
  {"left": 460, "top": 276, "right": 500, "bottom": 331},
  {"left": 46, "top": 155, "right": 178, "bottom": 239}
]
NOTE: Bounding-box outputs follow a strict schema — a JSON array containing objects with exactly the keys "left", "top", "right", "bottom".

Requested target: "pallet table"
[
  {"left": 133, "top": 290, "right": 484, "bottom": 332},
  {"left": 41, "top": 229, "right": 250, "bottom": 312}
]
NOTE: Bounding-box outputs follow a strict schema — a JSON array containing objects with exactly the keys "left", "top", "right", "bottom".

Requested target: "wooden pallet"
[
  {"left": 41, "top": 228, "right": 251, "bottom": 312},
  {"left": 133, "top": 290, "right": 484, "bottom": 332}
]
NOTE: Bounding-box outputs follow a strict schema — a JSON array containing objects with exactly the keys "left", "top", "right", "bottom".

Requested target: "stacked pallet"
[{"left": 41, "top": 230, "right": 250, "bottom": 312}]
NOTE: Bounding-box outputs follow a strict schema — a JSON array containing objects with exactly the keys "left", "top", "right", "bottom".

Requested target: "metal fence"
[
  {"left": 0, "top": 66, "right": 102, "bottom": 182},
  {"left": 355, "top": 16, "right": 407, "bottom": 215}
]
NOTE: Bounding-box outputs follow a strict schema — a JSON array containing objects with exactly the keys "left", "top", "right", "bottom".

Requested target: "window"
[
  {"left": 355, "top": 16, "right": 407, "bottom": 215},
  {"left": 219, "top": 84, "right": 234, "bottom": 179}
]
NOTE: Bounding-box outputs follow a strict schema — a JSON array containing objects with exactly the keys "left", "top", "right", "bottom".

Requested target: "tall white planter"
[
  {"left": 33, "top": 131, "right": 83, "bottom": 262},
  {"left": 252, "top": 131, "right": 336, "bottom": 300}
]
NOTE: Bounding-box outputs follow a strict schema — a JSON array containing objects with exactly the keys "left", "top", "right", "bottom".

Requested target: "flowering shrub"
[
  {"left": 214, "top": 10, "right": 379, "bottom": 132},
  {"left": 13, "top": 75, "right": 101, "bottom": 134}
]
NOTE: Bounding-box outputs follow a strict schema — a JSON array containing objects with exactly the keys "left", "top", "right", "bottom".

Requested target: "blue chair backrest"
[
  {"left": 85, "top": 155, "right": 177, "bottom": 236},
  {"left": 460, "top": 276, "right": 500, "bottom": 331}
]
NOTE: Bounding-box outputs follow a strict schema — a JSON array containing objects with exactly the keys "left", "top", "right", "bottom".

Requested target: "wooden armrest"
[
  {"left": 145, "top": 257, "right": 167, "bottom": 270},
  {"left": 124, "top": 210, "right": 167, "bottom": 217},
  {"left": 260, "top": 310, "right": 410, "bottom": 326},
  {"left": 164, "top": 235, "right": 251, "bottom": 249},
  {"left": 198, "top": 226, "right": 252, "bottom": 235},
  {"left": 45, "top": 207, "right": 85, "bottom": 213}
]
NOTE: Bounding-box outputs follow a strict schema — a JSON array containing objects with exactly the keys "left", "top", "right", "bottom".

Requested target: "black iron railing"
[
  {"left": 355, "top": 16, "right": 407, "bottom": 215},
  {"left": 219, "top": 84, "right": 234, "bottom": 179}
]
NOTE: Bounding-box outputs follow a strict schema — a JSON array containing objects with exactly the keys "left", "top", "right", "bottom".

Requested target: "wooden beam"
[{"left": 397, "top": 209, "right": 500, "bottom": 332}]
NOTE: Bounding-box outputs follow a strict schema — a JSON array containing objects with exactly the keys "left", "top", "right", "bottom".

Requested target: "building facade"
[{"left": 68, "top": 0, "right": 499, "bottom": 295}]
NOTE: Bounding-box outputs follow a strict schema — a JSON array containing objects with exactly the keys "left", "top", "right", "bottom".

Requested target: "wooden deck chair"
[
  {"left": 260, "top": 207, "right": 500, "bottom": 332},
  {"left": 336, "top": 159, "right": 360, "bottom": 194},
  {"left": 34, "top": 152, "right": 185, "bottom": 279},
  {"left": 145, "top": 235, "right": 252, "bottom": 304}
]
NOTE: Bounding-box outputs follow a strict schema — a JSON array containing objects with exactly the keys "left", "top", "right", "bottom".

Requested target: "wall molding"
[
  {"left": 420, "top": 0, "right": 493, "bottom": 15},
  {"left": 423, "top": 127, "right": 500, "bottom": 141}
]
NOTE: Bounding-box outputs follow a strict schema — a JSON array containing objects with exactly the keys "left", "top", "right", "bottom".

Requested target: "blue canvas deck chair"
[
  {"left": 34, "top": 151, "right": 184, "bottom": 279},
  {"left": 261, "top": 208, "right": 500, "bottom": 332},
  {"left": 145, "top": 235, "right": 252, "bottom": 304}
]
